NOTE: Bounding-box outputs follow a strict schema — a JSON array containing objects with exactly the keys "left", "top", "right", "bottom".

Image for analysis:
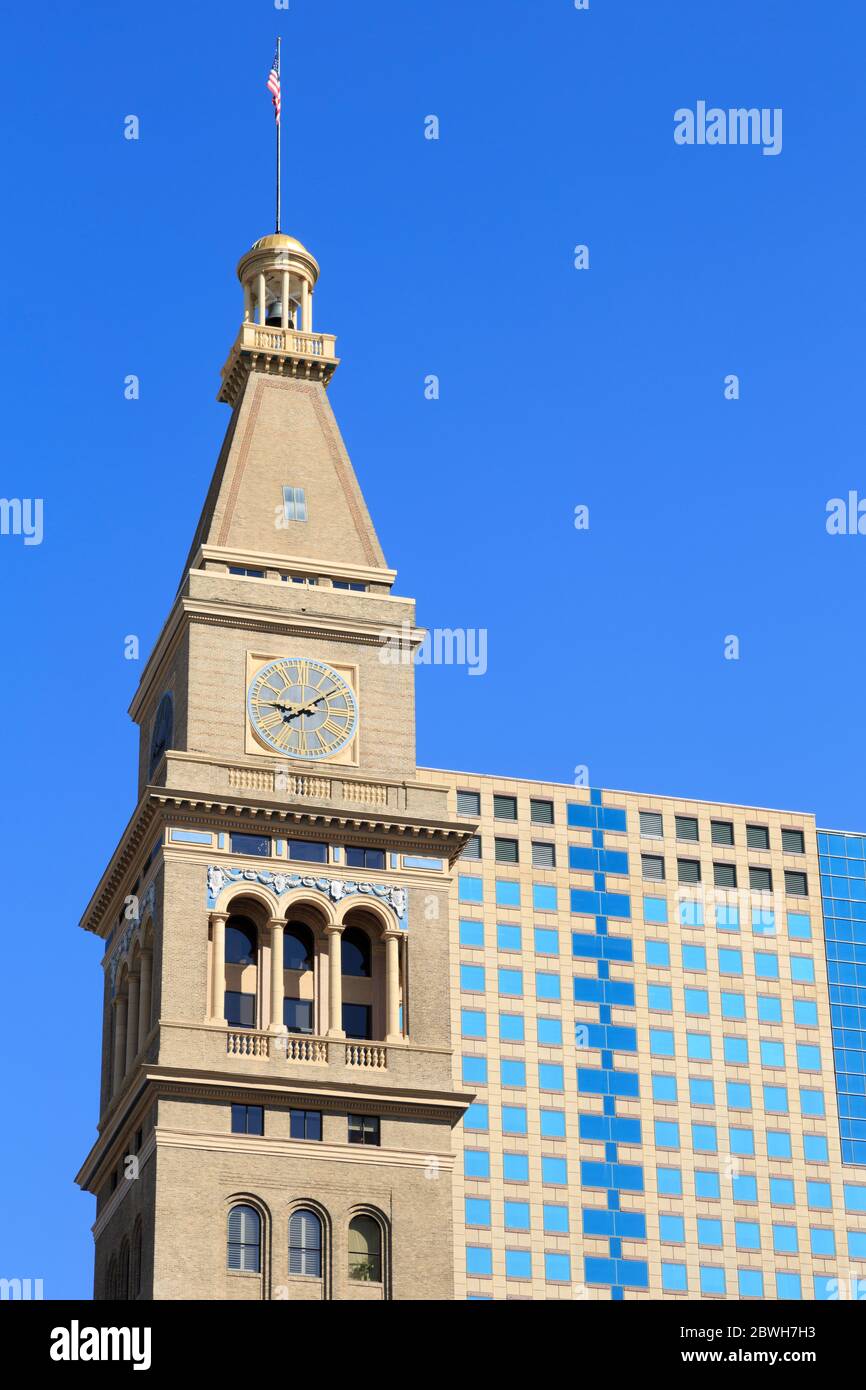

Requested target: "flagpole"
[{"left": 275, "top": 36, "right": 281, "bottom": 233}]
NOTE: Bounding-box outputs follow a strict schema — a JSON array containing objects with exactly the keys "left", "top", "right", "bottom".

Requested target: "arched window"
[
  {"left": 348, "top": 1215, "right": 382, "bottom": 1282},
  {"left": 226, "top": 916, "right": 258, "bottom": 966},
  {"left": 288, "top": 1208, "right": 322, "bottom": 1277},
  {"left": 341, "top": 927, "right": 371, "bottom": 978},
  {"left": 118, "top": 1238, "right": 130, "bottom": 1300},
  {"left": 131, "top": 1218, "right": 142, "bottom": 1299},
  {"left": 284, "top": 922, "right": 314, "bottom": 972},
  {"left": 227, "top": 1203, "right": 261, "bottom": 1273},
  {"left": 106, "top": 1257, "right": 117, "bottom": 1301}
]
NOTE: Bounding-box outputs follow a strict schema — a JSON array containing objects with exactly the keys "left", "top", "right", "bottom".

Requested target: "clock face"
[{"left": 248, "top": 658, "right": 358, "bottom": 760}]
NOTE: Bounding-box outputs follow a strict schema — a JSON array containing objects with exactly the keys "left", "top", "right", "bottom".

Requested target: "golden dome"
[{"left": 236, "top": 232, "right": 320, "bottom": 285}]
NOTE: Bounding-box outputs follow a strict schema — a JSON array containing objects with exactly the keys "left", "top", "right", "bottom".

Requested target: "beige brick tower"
[{"left": 76, "top": 232, "right": 473, "bottom": 1301}]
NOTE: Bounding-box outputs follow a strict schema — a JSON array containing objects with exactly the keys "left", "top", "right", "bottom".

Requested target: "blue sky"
[{"left": 1, "top": 0, "right": 864, "bottom": 1296}]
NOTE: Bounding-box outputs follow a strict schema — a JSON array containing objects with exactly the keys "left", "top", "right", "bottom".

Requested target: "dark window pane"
[
  {"left": 711, "top": 820, "right": 734, "bottom": 846},
  {"left": 348, "top": 1115, "right": 380, "bottom": 1146},
  {"left": 462, "top": 836, "right": 481, "bottom": 860},
  {"left": 287, "top": 839, "right": 328, "bottom": 864},
  {"left": 225, "top": 990, "right": 256, "bottom": 1028},
  {"left": 714, "top": 862, "right": 737, "bottom": 888},
  {"left": 640, "top": 811, "right": 663, "bottom": 839},
  {"left": 343, "top": 1002, "right": 372, "bottom": 1040},
  {"left": 225, "top": 916, "right": 257, "bottom": 965},
  {"left": 457, "top": 790, "right": 480, "bottom": 817},
  {"left": 530, "top": 799, "right": 554, "bottom": 825},
  {"left": 231, "top": 832, "right": 271, "bottom": 857},
  {"left": 642, "top": 854, "right": 665, "bottom": 882},
  {"left": 232, "top": 1104, "right": 264, "bottom": 1136},
  {"left": 345, "top": 847, "right": 386, "bottom": 870},
  {"left": 675, "top": 816, "right": 699, "bottom": 843},
  {"left": 532, "top": 842, "right": 555, "bottom": 868},
  {"left": 284, "top": 998, "right": 313, "bottom": 1033},
  {"left": 284, "top": 922, "right": 314, "bottom": 971},
  {"left": 341, "top": 927, "right": 371, "bottom": 978},
  {"left": 782, "top": 829, "right": 805, "bottom": 855},
  {"left": 290, "top": 1109, "right": 322, "bottom": 1141},
  {"left": 493, "top": 795, "right": 517, "bottom": 821},
  {"left": 749, "top": 866, "right": 773, "bottom": 892},
  {"left": 495, "top": 838, "right": 519, "bottom": 864},
  {"left": 785, "top": 871, "right": 808, "bottom": 896},
  {"left": 678, "top": 859, "right": 701, "bottom": 884},
  {"left": 747, "top": 824, "right": 770, "bottom": 851}
]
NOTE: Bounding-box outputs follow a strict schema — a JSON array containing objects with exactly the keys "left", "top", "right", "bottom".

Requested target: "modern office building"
[{"left": 76, "top": 230, "right": 866, "bottom": 1301}]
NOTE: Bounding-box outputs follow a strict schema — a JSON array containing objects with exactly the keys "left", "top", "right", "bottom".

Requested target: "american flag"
[{"left": 267, "top": 45, "right": 281, "bottom": 125}]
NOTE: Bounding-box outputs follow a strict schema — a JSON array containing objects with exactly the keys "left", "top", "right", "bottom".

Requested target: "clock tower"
[{"left": 76, "top": 231, "right": 473, "bottom": 1301}]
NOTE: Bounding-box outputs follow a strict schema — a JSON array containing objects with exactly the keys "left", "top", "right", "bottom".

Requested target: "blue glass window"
[
  {"left": 460, "top": 964, "right": 485, "bottom": 993},
  {"left": 499, "top": 1013, "right": 524, "bottom": 1041},
  {"left": 695, "top": 1170, "right": 720, "bottom": 1199},
  {"left": 466, "top": 1246, "right": 492, "bottom": 1276},
  {"left": 464, "top": 1149, "right": 490, "bottom": 1178}
]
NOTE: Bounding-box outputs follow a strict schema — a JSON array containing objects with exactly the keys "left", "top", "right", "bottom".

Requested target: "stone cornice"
[
  {"left": 76, "top": 1065, "right": 471, "bottom": 1193},
  {"left": 81, "top": 788, "right": 470, "bottom": 935},
  {"left": 196, "top": 543, "right": 397, "bottom": 587}
]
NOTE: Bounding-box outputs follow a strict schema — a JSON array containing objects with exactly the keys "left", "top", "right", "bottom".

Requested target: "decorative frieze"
[{"left": 206, "top": 864, "right": 407, "bottom": 923}]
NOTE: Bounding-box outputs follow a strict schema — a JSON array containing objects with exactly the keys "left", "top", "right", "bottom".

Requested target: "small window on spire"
[{"left": 283, "top": 486, "right": 307, "bottom": 522}]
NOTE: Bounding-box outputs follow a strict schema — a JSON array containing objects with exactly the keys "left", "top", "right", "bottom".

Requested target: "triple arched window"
[{"left": 226, "top": 1203, "right": 384, "bottom": 1286}]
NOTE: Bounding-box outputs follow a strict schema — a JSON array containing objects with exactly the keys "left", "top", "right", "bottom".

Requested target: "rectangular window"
[
  {"left": 675, "top": 816, "right": 699, "bottom": 843},
  {"left": 228, "top": 566, "right": 265, "bottom": 578},
  {"left": 462, "top": 835, "right": 481, "bottom": 860},
  {"left": 747, "top": 824, "right": 770, "bottom": 851},
  {"left": 230, "top": 832, "right": 271, "bottom": 857},
  {"left": 530, "top": 799, "right": 554, "bottom": 825},
  {"left": 782, "top": 828, "right": 805, "bottom": 855},
  {"left": 495, "top": 837, "right": 519, "bottom": 864},
  {"left": 640, "top": 811, "right": 663, "bottom": 839},
  {"left": 713, "top": 862, "right": 737, "bottom": 888},
  {"left": 749, "top": 866, "right": 773, "bottom": 892},
  {"left": 532, "top": 841, "right": 556, "bottom": 868},
  {"left": 345, "top": 846, "right": 386, "bottom": 870},
  {"left": 231, "top": 1104, "right": 263, "bottom": 1136},
  {"left": 457, "top": 790, "right": 480, "bottom": 817},
  {"left": 642, "top": 854, "right": 665, "bottom": 882},
  {"left": 342, "top": 1003, "right": 372, "bottom": 1040},
  {"left": 784, "top": 870, "right": 808, "bottom": 896},
  {"left": 224, "top": 990, "right": 256, "bottom": 1029},
  {"left": 711, "top": 820, "right": 734, "bottom": 846},
  {"left": 678, "top": 858, "right": 701, "bottom": 884},
  {"left": 348, "top": 1115, "right": 380, "bottom": 1146},
  {"left": 493, "top": 794, "right": 517, "bottom": 821},
  {"left": 287, "top": 839, "right": 328, "bottom": 864},
  {"left": 332, "top": 581, "right": 367, "bottom": 591},
  {"left": 289, "top": 1109, "right": 322, "bottom": 1140},
  {"left": 282, "top": 485, "right": 308, "bottom": 521},
  {"left": 284, "top": 998, "right": 313, "bottom": 1034}
]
